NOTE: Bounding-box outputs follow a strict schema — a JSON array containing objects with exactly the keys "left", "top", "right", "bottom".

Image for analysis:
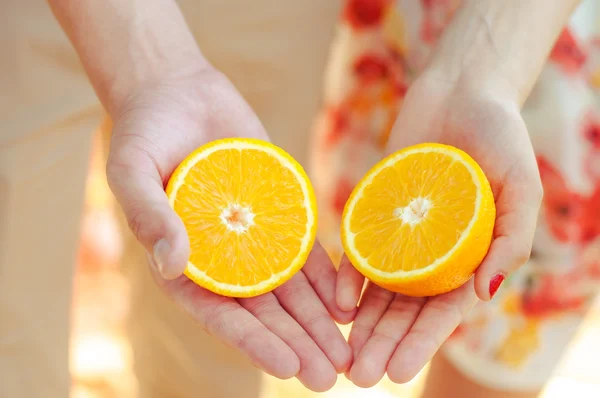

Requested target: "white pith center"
[
  {"left": 220, "top": 204, "right": 255, "bottom": 233},
  {"left": 393, "top": 197, "right": 433, "bottom": 226}
]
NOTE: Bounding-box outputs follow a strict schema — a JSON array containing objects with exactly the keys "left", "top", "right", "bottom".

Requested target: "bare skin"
[
  {"left": 422, "top": 354, "right": 540, "bottom": 398},
  {"left": 336, "top": 0, "right": 581, "bottom": 391},
  {"left": 49, "top": 0, "right": 580, "bottom": 394}
]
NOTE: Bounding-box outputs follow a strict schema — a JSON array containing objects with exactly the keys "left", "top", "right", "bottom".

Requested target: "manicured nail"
[
  {"left": 489, "top": 273, "right": 506, "bottom": 299},
  {"left": 153, "top": 239, "right": 170, "bottom": 276}
]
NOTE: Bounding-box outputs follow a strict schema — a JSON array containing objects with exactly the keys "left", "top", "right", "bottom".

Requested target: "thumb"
[
  {"left": 106, "top": 154, "right": 190, "bottom": 280},
  {"left": 474, "top": 166, "right": 544, "bottom": 301}
]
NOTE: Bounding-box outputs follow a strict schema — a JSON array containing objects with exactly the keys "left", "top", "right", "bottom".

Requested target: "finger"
[
  {"left": 107, "top": 147, "right": 189, "bottom": 279},
  {"left": 348, "top": 283, "right": 394, "bottom": 360},
  {"left": 387, "top": 280, "right": 478, "bottom": 384},
  {"left": 475, "top": 166, "right": 543, "bottom": 301},
  {"left": 275, "top": 272, "right": 352, "bottom": 373},
  {"left": 336, "top": 255, "right": 365, "bottom": 313},
  {"left": 349, "top": 295, "right": 426, "bottom": 388},
  {"left": 240, "top": 293, "right": 337, "bottom": 392},
  {"left": 161, "top": 275, "right": 300, "bottom": 379},
  {"left": 303, "top": 243, "right": 357, "bottom": 324}
]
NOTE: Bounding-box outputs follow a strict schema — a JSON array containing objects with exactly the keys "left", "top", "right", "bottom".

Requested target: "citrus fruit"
[
  {"left": 341, "top": 143, "right": 496, "bottom": 297},
  {"left": 166, "top": 138, "right": 317, "bottom": 298}
]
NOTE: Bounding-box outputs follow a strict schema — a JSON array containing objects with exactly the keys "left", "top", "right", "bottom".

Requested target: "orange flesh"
[
  {"left": 172, "top": 148, "right": 308, "bottom": 286},
  {"left": 349, "top": 152, "right": 477, "bottom": 272}
]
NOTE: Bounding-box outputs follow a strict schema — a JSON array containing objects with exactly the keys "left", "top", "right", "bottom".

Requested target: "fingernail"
[
  {"left": 489, "top": 273, "right": 506, "bottom": 299},
  {"left": 337, "top": 289, "right": 355, "bottom": 312},
  {"left": 153, "top": 239, "right": 170, "bottom": 276}
]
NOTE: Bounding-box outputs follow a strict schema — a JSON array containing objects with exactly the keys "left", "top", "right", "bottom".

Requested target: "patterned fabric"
[{"left": 312, "top": 0, "right": 600, "bottom": 390}]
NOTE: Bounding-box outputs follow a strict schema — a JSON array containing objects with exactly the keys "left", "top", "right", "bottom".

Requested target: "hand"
[
  {"left": 106, "top": 67, "right": 355, "bottom": 392},
  {"left": 336, "top": 73, "right": 543, "bottom": 387}
]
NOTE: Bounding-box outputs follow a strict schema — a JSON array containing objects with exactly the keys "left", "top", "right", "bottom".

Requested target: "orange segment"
[
  {"left": 342, "top": 143, "right": 495, "bottom": 297},
  {"left": 166, "top": 138, "right": 317, "bottom": 297}
]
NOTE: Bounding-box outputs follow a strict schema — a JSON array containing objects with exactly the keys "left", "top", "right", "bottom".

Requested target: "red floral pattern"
[
  {"left": 313, "top": 0, "right": 600, "bottom": 383},
  {"left": 344, "top": 0, "right": 391, "bottom": 30},
  {"left": 550, "top": 28, "right": 588, "bottom": 74}
]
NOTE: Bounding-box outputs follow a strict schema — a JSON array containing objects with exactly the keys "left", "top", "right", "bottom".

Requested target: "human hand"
[
  {"left": 106, "top": 67, "right": 355, "bottom": 392},
  {"left": 336, "top": 73, "right": 543, "bottom": 387}
]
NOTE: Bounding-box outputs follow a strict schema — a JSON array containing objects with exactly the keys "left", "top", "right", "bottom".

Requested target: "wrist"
[
  {"left": 106, "top": 51, "right": 210, "bottom": 118},
  {"left": 421, "top": 0, "right": 579, "bottom": 107},
  {"left": 101, "top": 4, "right": 210, "bottom": 116},
  {"left": 50, "top": 0, "right": 211, "bottom": 117},
  {"left": 420, "top": 13, "right": 521, "bottom": 107},
  {"left": 419, "top": 63, "right": 520, "bottom": 108}
]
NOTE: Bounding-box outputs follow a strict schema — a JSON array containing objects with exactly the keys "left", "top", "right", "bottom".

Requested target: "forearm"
[
  {"left": 48, "top": 0, "right": 208, "bottom": 115},
  {"left": 425, "top": 0, "right": 581, "bottom": 106}
]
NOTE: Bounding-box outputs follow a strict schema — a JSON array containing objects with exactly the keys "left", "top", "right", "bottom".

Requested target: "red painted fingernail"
[{"left": 489, "top": 273, "right": 506, "bottom": 299}]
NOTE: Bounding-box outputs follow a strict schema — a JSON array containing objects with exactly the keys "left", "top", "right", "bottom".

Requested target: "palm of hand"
[
  {"left": 337, "top": 77, "right": 543, "bottom": 387},
  {"left": 106, "top": 70, "right": 354, "bottom": 392}
]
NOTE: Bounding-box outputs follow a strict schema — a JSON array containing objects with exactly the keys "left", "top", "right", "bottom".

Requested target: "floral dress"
[{"left": 312, "top": 0, "right": 600, "bottom": 390}]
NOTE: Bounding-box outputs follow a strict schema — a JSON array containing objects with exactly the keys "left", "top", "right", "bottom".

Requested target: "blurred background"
[
  {"left": 5, "top": 1, "right": 599, "bottom": 397},
  {"left": 70, "top": 122, "right": 600, "bottom": 398}
]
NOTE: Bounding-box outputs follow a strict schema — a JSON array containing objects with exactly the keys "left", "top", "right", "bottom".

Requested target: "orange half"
[
  {"left": 166, "top": 138, "right": 317, "bottom": 298},
  {"left": 341, "top": 143, "right": 496, "bottom": 297}
]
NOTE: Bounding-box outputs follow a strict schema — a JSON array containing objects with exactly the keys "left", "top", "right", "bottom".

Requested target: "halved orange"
[
  {"left": 341, "top": 143, "right": 495, "bottom": 297},
  {"left": 166, "top": 138, "right": 317, "bottom": 298}
]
